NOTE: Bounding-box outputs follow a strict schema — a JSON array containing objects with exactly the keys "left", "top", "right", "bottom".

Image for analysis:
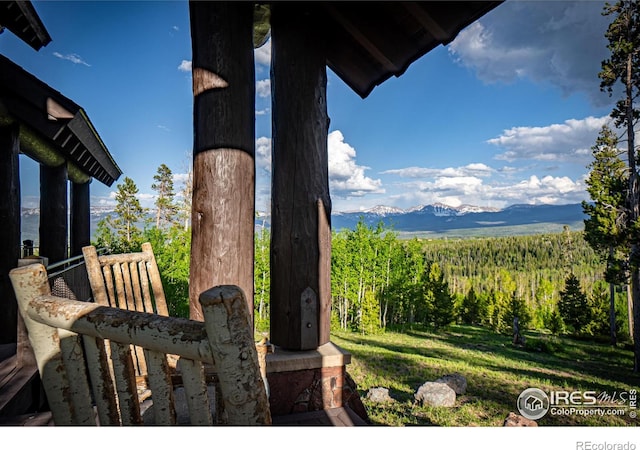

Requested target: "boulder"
[
  {"left": 503, "top": 412, "right": 538, "bottom": 427},
  {"left": 414, "top": 381, "right": 456, "bottom": 407},
  {"left": 366, "top": 387, "right": 393, "bottom": 403},
  {"left": 435, "top": 373, "right": 467, "bottom": 395}
]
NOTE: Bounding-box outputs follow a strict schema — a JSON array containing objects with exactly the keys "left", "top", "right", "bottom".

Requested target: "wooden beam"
[
  {"left": 39, "top": 163, "right": 68, "bottom": 264},
  {"left": 270, "top": 3, "right": 332, "bottom": 350},
  {"left": 0, "top": 123, "right": 20, "bottom": 344},
  {"left": 70, "top": 181, "right": 90, "bottom": 257},
  {"left": 188, "top": 1, "right": 255, "bottom": 322},
  {"left": 324, "top": 3, "right": 399, "bottom": 73},
  {"left": 401, "top": 2, "right": 450, "bottom": 41}
]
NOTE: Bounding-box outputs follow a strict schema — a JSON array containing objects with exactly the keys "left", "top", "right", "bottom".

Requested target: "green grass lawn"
[{"left": 331, "top": 324, "right": 639, "bottom": 426}]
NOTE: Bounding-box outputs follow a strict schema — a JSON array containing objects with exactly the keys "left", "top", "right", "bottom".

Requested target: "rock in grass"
[
  {"left": 414, "top": 382, "right": 456, "bottom": 407},
  {"left": 366, "top": 387, "right": 394, "bottom": 403},
  {"left": 503, "top": 412, "right": 538, "bottom": 427},
  {"left": 434, "top": 373, "right": 467, "bottom": 395}
]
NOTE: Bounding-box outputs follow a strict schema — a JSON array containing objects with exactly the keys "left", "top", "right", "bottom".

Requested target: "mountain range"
[
  {"left": 329, "top": 202, "right": 587, "bottom": 234},
  {"left": 20, "top": 202, "right": 588, "bottom": 245}
]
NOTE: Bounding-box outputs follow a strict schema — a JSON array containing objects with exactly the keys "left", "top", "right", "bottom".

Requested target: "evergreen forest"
[{"left": 93, "top": 172, "right": 630, "bottom": 345}]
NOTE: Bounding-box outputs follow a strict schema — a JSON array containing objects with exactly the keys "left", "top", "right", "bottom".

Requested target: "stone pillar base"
[{"left": 266, "top": 342, "right": 368, "bottom": 422}]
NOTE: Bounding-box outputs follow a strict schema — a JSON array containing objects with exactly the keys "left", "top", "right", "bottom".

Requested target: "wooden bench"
[{"left": 9, "top": 263, "right": 271, "bottom": 426}]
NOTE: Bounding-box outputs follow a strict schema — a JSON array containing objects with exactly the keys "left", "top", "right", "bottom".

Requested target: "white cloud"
[
  {"left": 328, "top": 130, "right": 384, "bottom": 198},
  {"left": 448, "top": 1, "right": 612, "bottom": 106},
  {"left": 255, "top": 132, "right": 383, "bottom": 200},
  {"left": 256, "top": 136, "right": 271, "bottom": 172},
  {"left": 53, "top": 52, "right": 91, "bottom": 67},
  {"left": 377, "top": 157, "right": 588, "bottom": 210},
  {"left": 172, "top": 25, "right": 179, "bottom": 32},
  {"left": 383, "top": 163, "right": 494, "bottom": 179},
  {"left": 255, "top": 38, "right": 271, "bottom": 66},
  {"left": 256, "top": 79, "right": 270, "bottom": 98},
  {"left": 178, "top": 60, "right": 192, "bottom": 72},
  {"left": 488, "top": 116, "right": 611, "bottom": 162}
]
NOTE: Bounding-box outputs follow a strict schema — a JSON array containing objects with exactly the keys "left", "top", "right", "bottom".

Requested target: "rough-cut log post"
[
  {"left": 0, "top": 123, "right": 20, "bottom": 344},
  {"left": 270, "top": 3, "right": 332, "bottom": 350},
  {"left": 199, "top": 285, "right": 271, "bottom": 425},
  {"left": 40, "top": 163, "right": 68, "bottom": 264},
  {"left": 70, "top": 181, "right": 90, "bottom": 257},
  {"left": 188, "top": 1, "right": 255, "bottom": 322}
]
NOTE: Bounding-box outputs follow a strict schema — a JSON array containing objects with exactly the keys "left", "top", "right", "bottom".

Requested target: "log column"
[
  {"left": 70, "top": 181, "right": 90, "bottom": 257},
  {"left": 0, "top": 123, "right": 20, "bottom": 344},
  {"left": 39, "top": 163, "right": 68, "bottom": 264},
  {"left": 270, "top": 3, "right": 332, "bottom": 350},
  {"left": 188, "top": 1, "right": 255, "bottom": 322}
]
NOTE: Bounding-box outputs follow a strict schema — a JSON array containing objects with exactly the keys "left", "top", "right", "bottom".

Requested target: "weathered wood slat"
[
  {"left": 120, "top": 262, "right": 135, "bottom": 311},
  {"left": 102, "top": 265, "right": 116, "bottom": 306},
  {"left": 144, "top": 349, "right": 176, "bottom": 425},
  {"left": 138, "top": 261, "right": 154, "bottom": 313},
  {"left": 110, "top": 341, "right": 141, "bottom": 425},
  {"left": 177, "top": 357, "right": 212, "bottom": 425},
  {"left": 58, "top": 330, "right": 95, "bottom": 425},
  {"left": 113, "top": 263, "right": 127, "bottom": 310},
  {"left": 82, "top": 335, "right": 120, "bottom": 425},
  {"left": 98, "top": 253, "right": 147, "bottom": 265},
  {"left": 129, "top": 262, "right": 145, "bottom": 312},
  {"left": 142, "top": 242, "right": 169, "bottom": 316}
]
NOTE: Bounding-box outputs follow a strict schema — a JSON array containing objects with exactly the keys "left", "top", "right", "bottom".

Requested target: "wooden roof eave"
[
  {"left": 254, "top": 1, "right": 503, "bottom": 99},
  {"left": 0, "top": 55, "right": 122, "bottom": 187},
  {"left": 322, "top": 1, "right": 504, "bottom": 99},
  {"left": 0, "top": 1, "right": 51, "bottom": 51}
]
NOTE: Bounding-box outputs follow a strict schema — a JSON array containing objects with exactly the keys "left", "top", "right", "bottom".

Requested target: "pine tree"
[
  {"left": 599, "top": 0, "right": 640, "bottom": 369},
  {"left": 102, "top": 176, "right": 146, "bottom": 252},
  {"left": 151, "top": 163, "right": 178, "bottom": 229},
  {"left": 460, "top": 286, "right": 481, "bottom": 325},
  {"left": 559, "top": 273, "right": 591, "bottom": 334},
  {"left": 583, "top": 125, "right": 628, "bottom": 345},
  {"left": 427, "top": 262, "right": 455, "bottom": 329}
]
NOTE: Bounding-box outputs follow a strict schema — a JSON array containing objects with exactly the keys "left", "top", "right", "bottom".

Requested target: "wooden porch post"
[
  {"left": 0, "top": 123, "right": 20, "bottom": 344},
  {"left": 39, "top": 163, "right": 68, "bottom": 264},
  {"left": 70, "top": 180, "right": 90, "bottom": 257},
  {"left": 188, "top": 1, "right": 255, "bottom": 322},
  {"left": 270, "top": 3, "right": 332, "bottom": 350}
]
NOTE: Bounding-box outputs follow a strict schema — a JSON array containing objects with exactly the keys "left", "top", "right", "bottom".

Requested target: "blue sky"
[{"left": 1, "top": 0, "right": 619, "bottom": 213}]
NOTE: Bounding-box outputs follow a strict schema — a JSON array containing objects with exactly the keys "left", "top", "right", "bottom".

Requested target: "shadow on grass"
[{"left": 333, "top": 324, "right": 639, "bottom": 426}]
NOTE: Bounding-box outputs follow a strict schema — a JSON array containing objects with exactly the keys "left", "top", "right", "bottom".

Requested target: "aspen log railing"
[{"left": 9, "top": 263, "right": 271, "bottom": 426}]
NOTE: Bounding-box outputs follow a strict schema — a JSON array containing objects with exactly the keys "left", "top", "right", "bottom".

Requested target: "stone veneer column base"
[{"left": 265, "top": 341, "right": 369, "bottom": 422}]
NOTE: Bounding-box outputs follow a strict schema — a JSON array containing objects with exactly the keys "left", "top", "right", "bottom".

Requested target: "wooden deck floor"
[
  {"left": 0, "top": 407, "right": 367, "bottom": 426},
  {"left": 272, "top": 406, "right": 368, "bottom": 426}
]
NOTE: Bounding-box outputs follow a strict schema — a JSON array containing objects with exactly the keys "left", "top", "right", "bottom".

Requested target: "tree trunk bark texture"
[
  {"left": 188, "top": 1, "right": 255, "bottom": 322},
  {"left": 270, "top": 3, "right": 332, "bottom": 350}
]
